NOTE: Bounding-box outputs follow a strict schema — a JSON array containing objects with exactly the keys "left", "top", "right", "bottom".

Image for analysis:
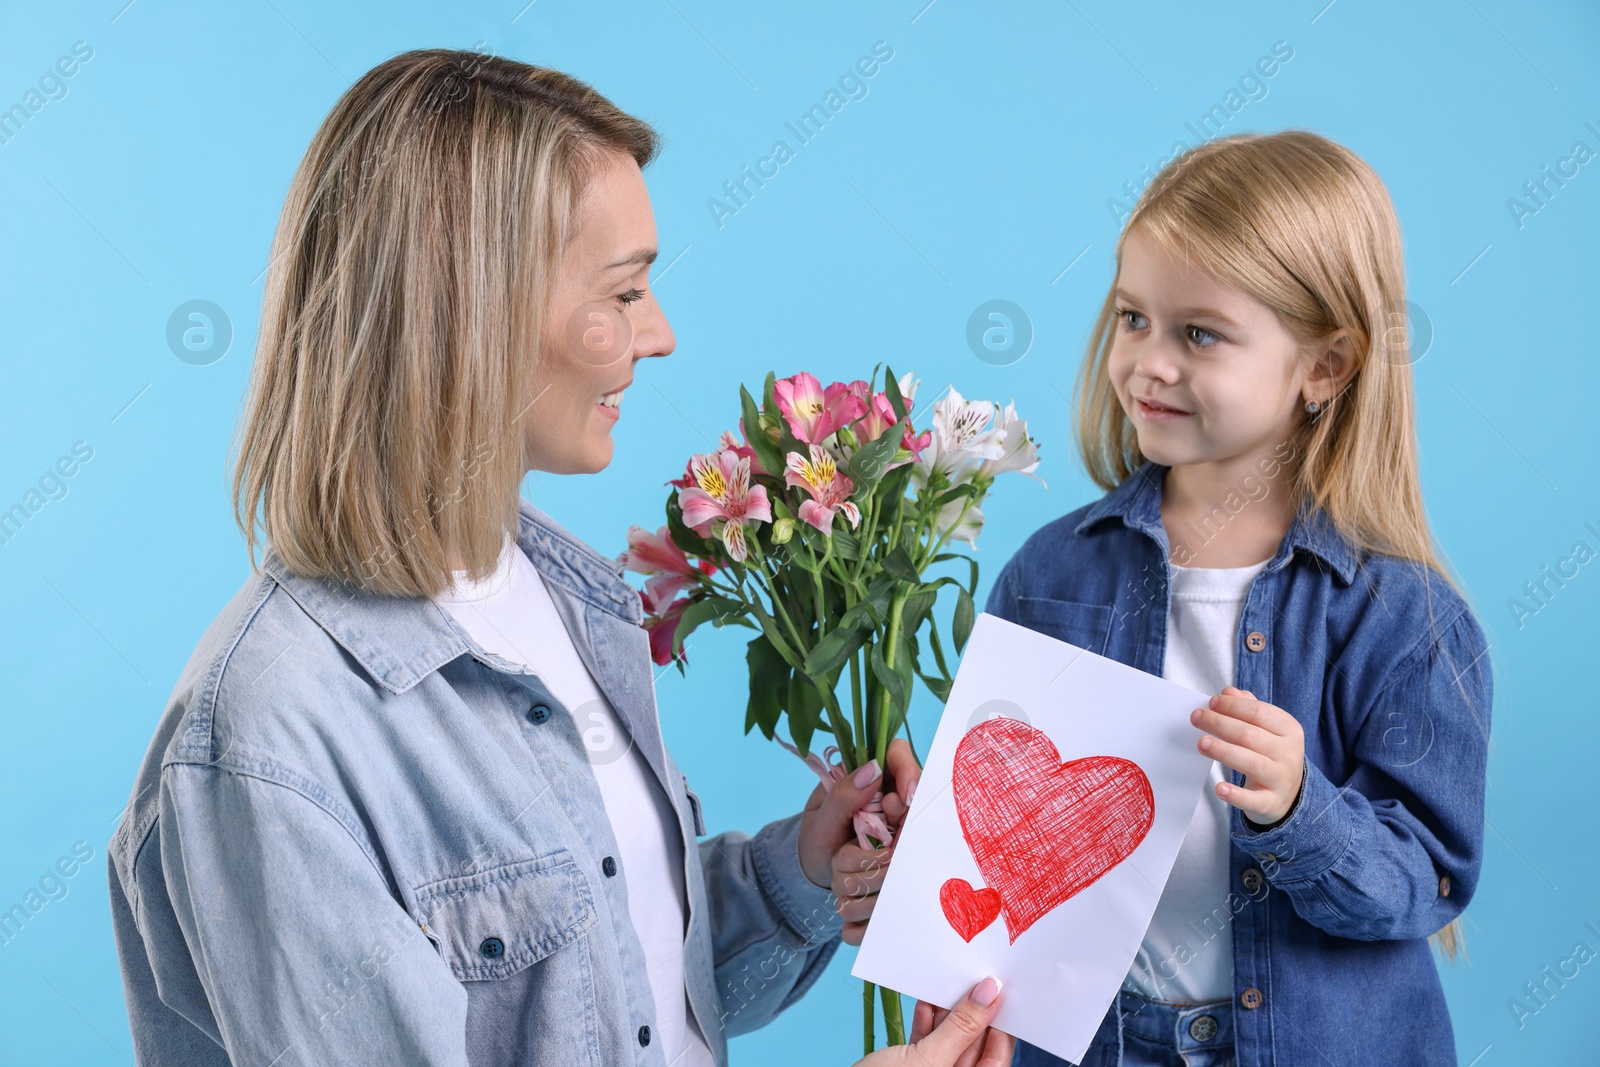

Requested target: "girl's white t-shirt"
[
  {"left": 432, "top": 531, "right": 714, "bottom": 1067},
  {"left": 1122, "top": 555, "right": 1272, "bottom": 1003}
]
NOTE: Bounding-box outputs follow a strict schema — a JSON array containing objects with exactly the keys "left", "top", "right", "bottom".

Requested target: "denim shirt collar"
[
  {"left": 260, "top": 498, "right": 644, "bottom": 696},
  {"left": 1072, "top": 459, "right": 1361, "bottom": 584}
]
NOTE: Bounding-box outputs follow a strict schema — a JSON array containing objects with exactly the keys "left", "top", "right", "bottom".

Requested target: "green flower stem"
[
  {"left": 872, "top": 592, "right": 908, "bottom": 767},
  {"left": 881, "top": 985, "right": 906, "bottom": 1046},
  {"left": 920, "top": 493, "right": 976, "bottom": 571},
  {"left": 863, "top": 981, "right": 876, "bottom": 1056}
]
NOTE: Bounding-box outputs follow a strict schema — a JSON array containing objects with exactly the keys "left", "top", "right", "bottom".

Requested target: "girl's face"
[
  {"left": 523, "top": 150, "right": 675, "bottom": 475},
  {"left": 1107, "top": 226, "right": 1339, "bottom": 477}
]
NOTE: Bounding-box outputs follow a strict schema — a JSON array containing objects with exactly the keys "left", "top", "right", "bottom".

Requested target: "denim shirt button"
[
  {"left": 602, "top": 856, "right": 618, "bottom": 877},
  {"left": 637, "top": 1025, "right": 651, "bottom": 1047},
  {"left": 1246, "top": 630, "right": 1267, "bottom": 652},
  {"left": 1241, "top": 867, "right": 1263, "bottom": 892},
  {"left": 1439, "top": 875, "right": 1451, "bottom": 897},
  {"left": 1240, "top": 987, "right": 1263, "bottom": 1010},
  {"left": 479, "top": 937, "right": 505, "bottom": 959},
  {"left": 528, "top": 703, "right": 552, "bottom": 725}
]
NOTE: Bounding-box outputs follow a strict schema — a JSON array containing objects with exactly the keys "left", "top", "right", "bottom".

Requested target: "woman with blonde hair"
[
  {"left": 991, "top": 130, "right": 1492, "bottom": 1066},
  {"left": 105, "top": 47, "right": 1010, "bottom": 1067}
]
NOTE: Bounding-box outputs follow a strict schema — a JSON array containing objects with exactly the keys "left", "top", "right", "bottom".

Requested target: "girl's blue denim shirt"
[
  {"left": 107, "top": 499, "right": 842, "bottom": 1067},
  {"left": 990, "top": 461, "right": 1492, "bottom": 1067}
]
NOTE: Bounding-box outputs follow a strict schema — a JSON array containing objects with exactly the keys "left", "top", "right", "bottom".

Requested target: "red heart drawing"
[
  {"left": 954, "top": 717, "right": 1154, "bottom": 943},
  {"left": 940, "top": 878, "right": 1003, "bottom": 942}
]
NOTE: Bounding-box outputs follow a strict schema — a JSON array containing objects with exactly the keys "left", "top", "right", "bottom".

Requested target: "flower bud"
[
  {"left": 772, "top": 517, "right": 795, "bottom": 544},
  {"left": 836, "top": 425, "right": 858, "bottom": 449}
]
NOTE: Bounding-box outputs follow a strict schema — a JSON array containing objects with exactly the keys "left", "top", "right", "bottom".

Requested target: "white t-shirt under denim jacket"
[
  {"left": 1123, "top": 556, "right": 1271, "bottom": 1004},
  {"left": 433, "top": 529, "right": 715, "bottom": 1067},
  {"left": 107, "top": 499, "right": 842, "bottom": 1067}
]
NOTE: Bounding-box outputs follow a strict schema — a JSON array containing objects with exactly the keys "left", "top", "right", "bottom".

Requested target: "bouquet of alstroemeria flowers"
[{"left": 617, "top": 364, "right": 1042, "bottom": 1054}]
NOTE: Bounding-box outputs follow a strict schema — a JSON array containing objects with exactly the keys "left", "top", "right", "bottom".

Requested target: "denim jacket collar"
[
  {"left": 259, "top": 498, "right": 645, "bottom": 696},
  {"left": 1072, "top": 459, "right": 1361, "bottom": 584}
]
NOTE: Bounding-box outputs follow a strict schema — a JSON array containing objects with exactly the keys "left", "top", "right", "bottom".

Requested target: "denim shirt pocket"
[
  {"left": 1013, "top": 596, "right": 1115, "bottom": 656},
  {"left": 415, "top": 849, "right": 597, "bottom": 981}
]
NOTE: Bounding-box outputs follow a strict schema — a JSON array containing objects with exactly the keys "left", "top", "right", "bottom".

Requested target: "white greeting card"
[{"left": 853, "top": 612, "right": 1217, "bottom": 1063}]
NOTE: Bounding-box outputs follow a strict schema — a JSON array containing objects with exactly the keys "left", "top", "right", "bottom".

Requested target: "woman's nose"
[{"left": 631, "top": 295, "right": 674, "bottom": 361}]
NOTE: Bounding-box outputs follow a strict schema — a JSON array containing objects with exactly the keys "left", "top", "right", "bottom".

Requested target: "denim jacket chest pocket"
[
  {"left": 415, "top": 849, "right": 597, "bottom": 981},
  {"left": 1013, "top": 596, "right": 1116, "bottom": 657}
]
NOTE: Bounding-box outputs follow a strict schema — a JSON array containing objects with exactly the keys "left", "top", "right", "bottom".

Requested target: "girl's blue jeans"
[{"left": 1013, "top": 988, "right": 1236, "bottom": 1067}]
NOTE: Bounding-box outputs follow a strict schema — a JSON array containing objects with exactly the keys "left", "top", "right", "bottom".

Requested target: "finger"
[
  {"left": 809, "top": 759, "right": 884, "bottom": 855},
  {"left": 1197, "top": 733, "right": 1279, "bottom": 784},
  {"left": 910, "top": 999, "right": 936, "bottom": 1043},
  {"left": 833, "top": 846, "right": 892, "bottom": 908},
  {"left": 1213, "top": 776, "right": 1283, "bottom": 818},
  {"left": 842, "top": 919, "right": 866, "bottom": 946},
  {"left": 881, "top": 790, "right": 909, "bottom": 828},
  {"left": 883, "top": 738, "right": 923, "bottom": 808},
  {"left": 913, "top": 978, "right": 1003, "bottom": 1065},
  {"left": 1207, "top": 693, "right": 1292, "bottom": 734},
  {"left": 1192, "top": 706, "right": 1280, "bottom": 755},
  {"left": 975, "top": 1027, "right": 1016, "bottom": 1067}
]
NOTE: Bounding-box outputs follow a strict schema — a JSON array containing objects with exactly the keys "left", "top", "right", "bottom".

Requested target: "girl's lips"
[
  {"left": 1135, "top": 397, "right": 1191, "bottom": 421},
  {"left": 594, "top": 401, "right": 620, "bottom": 422}
]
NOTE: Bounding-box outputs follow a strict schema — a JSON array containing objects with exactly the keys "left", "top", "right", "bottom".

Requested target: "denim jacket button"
[
  {"left": 528, "top": 703, "right": 552, "bottom": 725},
  {"left": 602, "top": 856, "right": 618, "bottom": 877},
  {"left": 479, "top": 937, "right": 505, "bottom": 959},
  {"left": 637, "top": 1025, "right": 651, "bottom": 1046},
  {"left": 1246, "top": 631, "right": 1267, "bottom": 652},
  {"left": 1241, "top": 867, "right": 1263, "bottom": 892},
  {"left": 1439, "top": 875, "right": 1451, "bottom": 897},
  {"left": 1240, "top": 987, "right": 1263, "bottom": 1010}
]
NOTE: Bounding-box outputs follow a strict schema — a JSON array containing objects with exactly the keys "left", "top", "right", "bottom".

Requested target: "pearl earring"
[{"left": 1305, "top": 399, "right": 1321, "bottom": 414}]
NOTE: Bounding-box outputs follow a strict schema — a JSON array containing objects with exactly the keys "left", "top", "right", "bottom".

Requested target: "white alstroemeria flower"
[
  {"left": 897, "top": 371, "right": 919, "bottom": 409},
  {"left": 912, "top": 387, "right": 1007, "bottom": 489},
  {"left": 978, "top": 401, "right": 1045, "bottom": 485},
  {"left": 933, "top": 496, "right": 985, "bottom": 547}
]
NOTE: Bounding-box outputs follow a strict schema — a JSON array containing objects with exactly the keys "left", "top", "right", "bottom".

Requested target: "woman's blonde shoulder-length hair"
[
  {"left": 231, "top": 47, "right": 659, "bottom": 598},
  {"left": 1075, "top": 129, "right": 1485, "bottom": 961}
]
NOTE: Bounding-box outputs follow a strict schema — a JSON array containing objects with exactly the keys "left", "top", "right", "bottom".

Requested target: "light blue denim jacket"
[{"left": 107, "top": 499, "right": 843, "bottom": 1066}]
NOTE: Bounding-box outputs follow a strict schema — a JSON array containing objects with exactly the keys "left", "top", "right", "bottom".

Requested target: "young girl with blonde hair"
[{"left": 991, "top": 129, "right": 1492, "bottom": 1066}]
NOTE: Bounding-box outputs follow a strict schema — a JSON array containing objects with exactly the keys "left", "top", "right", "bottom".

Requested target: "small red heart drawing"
[
  {"left": 940, "top": 878, "right": 1003, "bottom": 942},
  {"left": 954, "top": 717, "right": 1154, "bottom": 943}
]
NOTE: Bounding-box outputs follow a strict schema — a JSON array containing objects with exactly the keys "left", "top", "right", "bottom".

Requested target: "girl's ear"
[{"left": 1305, "top": 330, "right": 1357, "bottom": 405}]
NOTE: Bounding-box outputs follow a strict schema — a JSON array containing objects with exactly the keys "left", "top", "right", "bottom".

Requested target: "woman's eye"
[
  {"left": 617, "top": 287, "right": 647, "bottom": 306},
  {"left": 1187, "top": 325, "right": 1220, "bottom": 348}
]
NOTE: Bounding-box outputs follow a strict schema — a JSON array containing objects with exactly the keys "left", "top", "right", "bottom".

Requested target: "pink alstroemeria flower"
[
  {"left": 617, "top": 524, "right": 718, "bottom": 608},
  {"left": 639, "top": 590, "right": 691, "bottom": 666},
  {"left": 773, "top": 372, "right": 867, "bottom": 444},
  {"left": 678, "top": 448, "right": 773, "bottom": 562},
  {"left": 784, "top": 443, "right": 862, "bottom": 535},
  {"left": 668, "top": 426, "right": 766, "bottom": 488},
  {"left": 849, "top": 388, "right": 934, "bottom": 470}
]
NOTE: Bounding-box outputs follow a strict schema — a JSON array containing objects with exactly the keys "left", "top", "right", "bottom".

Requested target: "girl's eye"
[
  {"left": 1114, "top": 306, "right": 1147, "bottom": 331},
  {"left": 1187, "top": 325, "right": 1220, "bottom": 348},
  {"left": 617, "top": 287, "right": 647, "bottom": 306}
]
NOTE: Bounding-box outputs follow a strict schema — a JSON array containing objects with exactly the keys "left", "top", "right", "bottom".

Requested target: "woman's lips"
[{"left": 1135, "top": 397, "right": 1191, "bottom": 421}]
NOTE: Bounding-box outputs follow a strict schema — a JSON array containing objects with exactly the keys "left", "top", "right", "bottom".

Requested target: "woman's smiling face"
[
  {"left": 524, "top": 149, "right": 675, "bottom": 475},
  {"left": 1107, "top": 225, "right": 1325, "bottom": 473}
]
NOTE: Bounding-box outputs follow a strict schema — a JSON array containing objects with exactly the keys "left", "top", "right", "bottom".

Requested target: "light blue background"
[{"left": 2, "top": 1, "right": 1597, "bottom": 1064}]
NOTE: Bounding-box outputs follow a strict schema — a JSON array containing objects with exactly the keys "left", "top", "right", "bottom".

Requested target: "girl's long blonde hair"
[
  {"left": 1074, "top": 129, "right": 1483, "bottom": 960},
  {"left": 231, "top": 48, "right": 659, "bottom": 597}
]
